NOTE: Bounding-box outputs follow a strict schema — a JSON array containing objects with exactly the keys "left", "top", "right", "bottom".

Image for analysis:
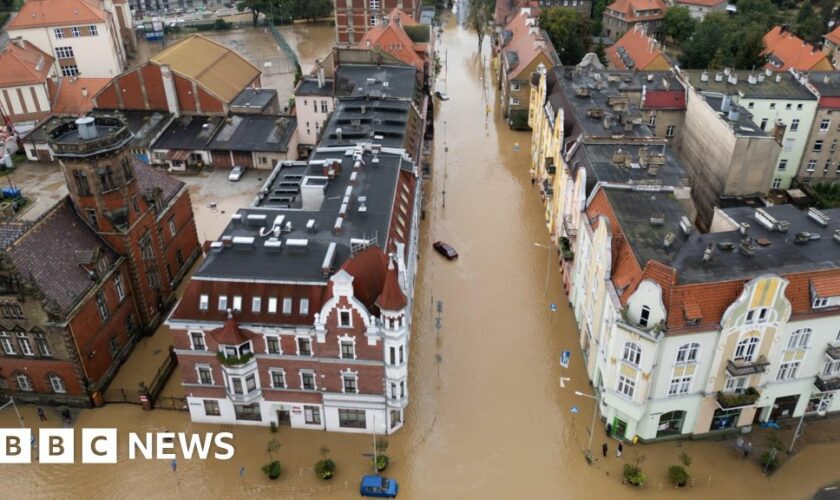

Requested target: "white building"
[
  {"left": 7, "top": 0, "right": 134, "bottom": 78},
  {"left": 674, "top": 0, "right": 728, "bottom": 20},
  {"left": 572, "top": 187, "right": 840, "bottom": 441}
]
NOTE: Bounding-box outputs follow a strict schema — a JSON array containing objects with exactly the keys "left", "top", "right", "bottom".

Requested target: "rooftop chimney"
[
  {"left": 317, "top": 60, "right": 325, "bottom": 89},
  {"left": 75, "top": 116, "right": 97, "bottom": 139},
  {"left": 81, "top": 87, "right": 88, "bottom": 97}
]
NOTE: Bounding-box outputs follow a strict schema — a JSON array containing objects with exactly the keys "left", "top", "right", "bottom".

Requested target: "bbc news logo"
[{"left": 0, "top": 429, "right": 234, "bottom": 464}]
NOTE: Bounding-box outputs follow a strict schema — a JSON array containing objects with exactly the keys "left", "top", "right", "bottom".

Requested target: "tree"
[
  {"left": 730, "top": 23, "right": 767, "bottom": 70},
  {"left": 539, "top": 7, "right": 591, "bottom": 65},
  {"left": 796, "top": 0, "right": 823, "bottom": 43},
  {"left": 237, "top": 0, "right": 271, "bottom": 26},
  {"left": 591, "top": 0, "right": 608, "bottom": 36},
  {"left": 679, "top": 12, "right": 730, "bottom": 68},
  {"left": 663, "top": 6, "right": 697, "bottom": 43},
  {"left": 467, "top": 0, "right": 494, "bottom": 52},
  {"left": 734, "top": 0, "right": 780, "bottom": 30},
  {"left": 288, "top": 0, "right": 332, "bottom": 22}
]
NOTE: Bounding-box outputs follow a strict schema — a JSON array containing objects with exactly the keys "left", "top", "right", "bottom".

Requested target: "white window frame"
[
  {"left": 813, "top": 297, "right": 828, "bottom": 309},
  {"left": 114, "top": 274, "right": 125, "bottom": 302},
  {"left": 168, "top": 217, "right": 177, "bottom": 237},
  {"left": 49, "top": 374, "right": 66, "bottom": 393},
  {"left": 734, "top": 337, "right": 759, "bottom": 361},
  {"left": 299, "top": 370, "right": 317, "bottom": 391},
  {"left": 252, "top": 296, "right": 261, "bottom": 313},
  {"left": 189, "top": 331, "right": 206, "bottom": 350},
  {"left": 296, "top": 336, "right": 312, "bottom": 356},
  {"left": 55, "top": 46, "right": 74, "bottom": 59},
  {"left": 790, "top": 118, "right": 799, "bottom": 131},
  {"left": 724, "top": 375, "right": 748, "bottom": 393},
  {"left": 777, "top": 159, "right": 787, "bottom": 171},
  {"left": 622, "top": 342, "right": 642, "bottom": 366},
  {"left": 338, "top": 308, "right": 353, "bottom": 328},
  {"left": 268, "top": 297, "right": 278, "bottom": 314},
  {"left": 16, "top": 373, "right": 32, "bottom": 391},
  {"left": 511, "top": 83, "right": 521, "bottom": 92},
  {"left": 265, "top": 335, "right": 281, "bottom": 355},
  {"left": 299, "top": 298, "right": 309, "bottom": 315},
  {"left": 341, "top": 370, "right": 359, "bottom": 394},
  {"left": 71, "top": 26, "right": 81, "bottom": 37},
  {"left": 218, "top": 295, "right": 228, "bottom": 311},
  {"left": 675, "top": 343, "right": 699, "bottom": 364},
  {"left": 196, "top": 365, "right": 214, "bottom": 385},
  {"left": 639, "top": 305, "right": 651, "bottom": 327},
  {"left": 667, "top": 375, "right": 692, "bottom": 396},
  {"left": 199, "top": 294, "right": 209, "bottom": 311},
  {"left": 821, "top": 119, "right": 831, "bottom": 131},
  {"left": 17, "top": 332, "right": 33, "bottom": 357},
  {"left": 232, "top": 295, "right": 242, "bottom": 312},
  {"left": 617, "top": 374, "right": 635, "bottom": 399},
  {"left": 0, "top": 332, "right": 14, "bottom": 355},
  {"left": 777, "top": 361, "right": 800, "bottom": 381},
  {"left": 282, "top": 297, "right": 293, "bottom": 315},
  {"left": 269, "top": 369, "right": 286, "bottom": 389},
  {"left": 339, "top": 336, "right": 356, "bottom": 359},
  {"left": 54, "top": 28, "right": 64, "bottom": 39},
  {"left": 787, "top": 328, "right": 812, "bottom": 350},
  {"left": 89, "top": 24, "right": 98, "bottom": 36},
  {"left": 666, "top": 125, "right": 675, "bottom": 138}
]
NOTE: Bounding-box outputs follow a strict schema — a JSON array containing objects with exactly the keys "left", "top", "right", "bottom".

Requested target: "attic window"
[{"left": 683, "top": 302, "right": 702, "bottom": 325}]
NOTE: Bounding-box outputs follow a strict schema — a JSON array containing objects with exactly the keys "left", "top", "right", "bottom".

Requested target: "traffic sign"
[{"left": 560, "top": 350, "right": 571, "bottom": 368}]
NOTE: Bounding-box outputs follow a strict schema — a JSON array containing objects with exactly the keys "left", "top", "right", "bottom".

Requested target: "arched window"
[
  {"left": 734, "top": 337, "right": 759, "bottom": 361},
  {"left": 639, "top": 305, "right": 651, "bottom": 328},
  {"left": 48, "top": 374, "right": 66, "bottom": 394},
  {"left": 676, "top": 343, "right": 700, "bottom": 364},
  {"left": 787, "top": 328, "right": 812, "bottom": 350},
  {"left": 13, "top": 372, "right": 32, "bottom": 392},
  {"left": 622, "top": 342, "right": 642, "bottom": 366}
]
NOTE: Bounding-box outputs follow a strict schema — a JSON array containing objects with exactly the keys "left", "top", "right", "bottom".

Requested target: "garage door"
[
  {"left": 232, "top": 151, "right": 253, "bottom": 168},
  {"left": 211, "top": 150, "right": 233, "bottom": 169}
]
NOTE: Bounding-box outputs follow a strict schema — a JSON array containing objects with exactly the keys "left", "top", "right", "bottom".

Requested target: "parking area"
[
  {"left": 181, "top": 166, "right": 265, "bottom": 241},
  {"left": 2, "top": 163, "right": 68, "bottom": 221}
]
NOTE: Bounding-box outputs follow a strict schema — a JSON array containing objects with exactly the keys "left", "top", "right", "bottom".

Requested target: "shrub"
[
  {"left": 270, "top": 421, "right": 277, "bottom": 433},
  {"left": 762, "top": 450, "right": 779, "bottom": 472},
  {"left": 315, "top": 458, "right": 335, "bottom": 480},
  {"left": 376, "top": 454, "right": 390, "bottom": 472},
  {"left": 669, "top": 465, "right": 689, "bottom": 487},
  {"left": 623, "top": 464, "right": 646, "bottom": 487},
  {"left": 261, "top": 460, "right": 281, "bottom": 479}
]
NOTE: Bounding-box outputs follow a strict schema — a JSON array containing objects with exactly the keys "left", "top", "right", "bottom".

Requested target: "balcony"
[
  {"left": 227, "top": 388, "right": 262, "bottom": 404},
  {"left": 217, "top": 351, "right": 255, "bottom": 367},
  {"left": 826, "top": 344, "right": 840, "bottom": 360},
  {"left": 559, "top": 236, "right": 574, "bottom": 262},
  {"left": 546, "top": 157, "right": 556, "bottom": 175},
  {"left": 563, "top": 215, "right": 577, "bottom": 238},
  {"left": 717, "top": 387, "right": 761, "bottom": 409},
  {"left": 815, "top": 375, "right": 840, "bottom": 392},
  {"left": 726, "top": 356, "right": 770, "bottom": 377},
  {"left": 542, "top": 179, "right": 554, "bottom": 198}
]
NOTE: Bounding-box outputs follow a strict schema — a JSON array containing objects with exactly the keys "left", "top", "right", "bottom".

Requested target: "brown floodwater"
[{"left": 1, "top": 4, "right": 838, "bottom": 499}]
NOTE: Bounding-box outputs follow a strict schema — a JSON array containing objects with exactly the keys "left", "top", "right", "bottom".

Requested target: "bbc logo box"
[{"left": 0, "top": 428, "right": 117, "bottom": 464}]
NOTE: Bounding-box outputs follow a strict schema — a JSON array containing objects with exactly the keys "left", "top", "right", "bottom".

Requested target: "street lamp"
[
  {"left": 534, "top": 242, "right": 551, "bottom": 296},
  {"left": 575, "top": 390, "right": 599, "bottom": 465}
]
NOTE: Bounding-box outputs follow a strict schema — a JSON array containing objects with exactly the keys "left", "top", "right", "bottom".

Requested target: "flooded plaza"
[{"left": 1, "top": 4, "right": 838, "bottom": 499}]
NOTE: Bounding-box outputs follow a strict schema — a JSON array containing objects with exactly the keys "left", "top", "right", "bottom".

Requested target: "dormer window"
[
  {"left": 639, "top": 306, "right": 650, "bottom": 328},
  {"left": 199, "top": 294, "right": 209, "bottom": 311},
  {"left": 745, "top": 308, "right": 769, "bottom": 324},
  {"left": 221, "top": 341, "right": 251, "bottom": 358},
  {"left": 813, "top": 297, "right": 829, "bottom": 309},
  {"left": 339, "top": 310, "right": 352, "bottom": 327}
]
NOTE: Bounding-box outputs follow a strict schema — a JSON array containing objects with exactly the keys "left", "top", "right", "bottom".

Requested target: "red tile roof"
[
  {"left": 502, "top": 10, "right": 556, "bottom": 79},
  {"left": 359, "top": 9, "right": 425, "bottom": 70},
  {"left": 606, "top": 28, "right": 665, "bottom": 71},
  {"left": 48, "top": 77, "right": 109, "bottom": 115},
  {"left": 763, "top": 25, "right": 834, "bottom": 72},
  {"left": 375, "top": 259, "right": 406, "bottom": 311},
  {"left": 825, "top": 25, "right": 840, "bottom": 46},
  {"left": 813, "top": 275, "right": 840, "bottom": 297},
  {"left": 494, "top": 0, "right": 536, "bottom": 26},
  {"left": 208, "top": 311, "right": 256, "bottom": 345},
  {"left": 0, "top": 39, "right": 53, "bottom": 87},
  {"left": 339, "top": 246, "right": 389, "bottom": 310},
  {"left": 642, "top": 89, "right": 686, "bottom": 110},
  {"left": 8, "top": 0, "right": 106, "bottom": 29},
  {"left": 605, "top": 0, "right": 667, "bottom": 22}
]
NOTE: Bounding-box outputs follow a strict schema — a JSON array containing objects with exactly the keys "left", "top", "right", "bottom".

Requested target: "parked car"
[
  {"left": 360, "top": 475, "right": 398, "bottom": 498},
  {"left": 435, "top": 91, "right": 450, "bottom": 101},
  {"left": 433, "top": 241, "right": 458, "bottom": 260},
  {"left": 228, "top": 166, "right": 245, "bottom": 181}
]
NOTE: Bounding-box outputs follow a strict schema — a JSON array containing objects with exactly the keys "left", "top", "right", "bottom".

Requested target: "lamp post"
[
  {"left": 534, "top": 242, "right": 551, "bottom": 296},
  {"left": 575, "top": 390, "right": 599, "bottom": 464}
]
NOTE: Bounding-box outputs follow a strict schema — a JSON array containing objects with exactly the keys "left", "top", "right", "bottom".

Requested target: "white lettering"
[
  {"left": 0, "top": 429, "right": 30, "bottom": 463},
  {"left": 81, "top": 428, "right": 117, "bottom": 463},
  {"left": 156, "top": 432, "right": 176, "bottom": 459},
  {"left": 39, "top": 428, "right": 73, "bottom": 464},
  {"left": 177, "top": 433, "right": 213, "bottom": 460},
  {"left": 128, "top": 433, "right": 153, "bottom": 459},
  {"left": 213, "top": 432, "right": 235, "bottom": 460}
]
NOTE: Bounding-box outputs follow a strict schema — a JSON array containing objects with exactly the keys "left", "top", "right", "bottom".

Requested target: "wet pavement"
[
  {"left": 2, "top": 165, "right": 68, "bottom": 220},
  {"left": 1, "top": 5, "right": 838, "bottom": 499}
]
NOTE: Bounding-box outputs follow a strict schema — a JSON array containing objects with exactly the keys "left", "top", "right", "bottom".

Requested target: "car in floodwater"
[
  {"left": 435, "top": 91, "right": 450, "bottom": 101},
  {"left": 433, "top": 241, "right": 458, "bottom": 260},
  {"left": 360, "top": 475, "right": 398, "bottom": 498}
]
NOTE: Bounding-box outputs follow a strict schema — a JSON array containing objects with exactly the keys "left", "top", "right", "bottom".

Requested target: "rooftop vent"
[
  {"left": 246, "top": 213, "right": 267, "bottom": 225},
  {"left": 702, "top": 243, "right": 714, "bottom": 262},
  {"left": 715, "top": 73, "right": 723, "bottom": 82},
  {"left": 739, "top": 222, "right": 750, "bottom": 235},
  {"left": 754, "top": 208, "right": 790, "bottom": 232},
  {"left": 834, "top": 229, "right": 840, "bottom": 243},
  {"left": 808, "top": 207, "right": 831, "bottom": 227},
  {"left": 650, "top": 213, "right": 665, "bottom": 226},
  {"left": 322, "top": 242, "right": 337, "bottom": 277},
  {"left": 739, "top": 237, "right": 754, "bottom": 257},
  {"left": 612, "top": 149, "right": 631, "bottom": 166},
  {"left": 232, "top": 236, "right": 255, "bottom": 248},
  {"left": 285, "top": 238, "right": 309, "bottom": 250},
  {"left": 700, "top": 71, "right": 709, "bottom": 82},
  {"left": 333, "top": 217, "right": 343, "bottom": 234},
  {"left": 210, "top": 241, "right": 223, "bottom": 251},
  {"left": 663, "top": 232, "right": 676, "bottom": 251},
  {"left": 747, "top": 74, "right": 757, "bottom": 85},
  {"left": 358, "top": 195, "right": 367, "bottom": 214},
  {"left": 680, "top": 216, "right": 692, "bottom": 236},
  {"left": 264, "top": 238, "right": 282, "bottom": 252},
  {"left": 775, "top": 73, "right": 782, "bottom": 83},
  {"left": 75, "top": 117, "right": 97, "bottom": 140},
  {"left": 306, "top": 219, "right": 316, "bottom": 232},
  {"left": 575, "top": 86, "right": 591, "bottom": 97},
  {"left": 717, "top": 241, "right": 735, "bottom": 251},
  {"left": 587, "top": 107, "right": 605, "bottom": 119}
]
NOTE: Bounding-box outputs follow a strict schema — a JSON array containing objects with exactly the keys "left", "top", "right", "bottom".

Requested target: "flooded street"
[{"left": 1, "top": 6, "right": 838, "bottom": 500}]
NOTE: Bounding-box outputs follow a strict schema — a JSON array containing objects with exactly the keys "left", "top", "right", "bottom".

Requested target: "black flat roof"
[
  {"left": 296, "top": 78, "right": 334, "bottom": 97},
  {"left": 320, "top": 98, "right": 414, "bottom": 150},
  {"left": 570, "top": 140, "right": 690, "bottom": 194},
  {"left": 231, "top": 88, "right": 277, "bottom": 110},
  {"left": 335, "top": 64, "right": 417, "bottom": 100},
  {"left": 208, "top": 114, "right": 296, "bottom": 153},
  {"left": 153, "top": 115, "right": 224, "bottom": 151}
]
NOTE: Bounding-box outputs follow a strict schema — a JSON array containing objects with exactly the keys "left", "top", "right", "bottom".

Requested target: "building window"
[
  {"left": 304, "top": 405, "right": 321, "bottom": 425},
  {"left": 786, "top": 103, "right": 792, "bottom": 110},
  {"left": 218, "top": 295, "right": 228, "bottom": 311},
  {"left": 675, "top": 343, "right": 699, "bottom": 364},
  {"left": 297, "top": 337, "right": 312, "bottom": 356},
  {"left": 745, "top": 307, "right": 768, "bottom": 324},
  {"left": 769, "top": 102, "right": 776, "bottom": 110},
  {"left": 250, "top": 296, "right": 261, "bottom": 313},
  {"left": 821, "top": 119, "right": 831, "bottom": 131},
  {"left": 282, "top": 297, "right": 292, "bottom": 314},
  {"left": 399, "top": 345, "right": 404, "bottom": 363},
  {"left": 760, "top": 118, "right": 768, "bottom": 130},
  {"left": 510, "top": 98, "right": 520, "bottom": 106},
  {"left": 54, "top": 28, "right": 64, "bottom": 38},
  {"left": 204, "top": 400, "right": 221, "bottom": 416},
  {"left": 268, "top": 297, "right": 277, "bottom": 313},
  {"left": 1, "top": 332, "right": 17, "bottom": 355},
  {"left": 71, "top": 26, "right": 81, "bottom": 37},
  {"left": 617, "top": 374, "right": 635, "bottom": 399},
  {"left": 197, "top": 366, "right": 213, "bottom": 385},
  {"left": 389, "top": 346, "right": 396, "bottom": 365},
  {"left": 146, "top": 270, "right": 160, "bottom": 289},
  {"left": 338, "top": 409, "right": 366, "bottom": 428},
  {"left": 747, "top": 102, "right": 754, "bottom": 109},
  {"left": 772, "top": 178, "right": 782, "bottom": 189},
  {"left": 265, "top": 336, "right": 280, "bottom": 354},
  {"left": 299, "top": 298, "right": 309, "bottom": 315},
  {"left": 667, "top": 375, "right": 691, "bottom": 396},
  {"left": 342, "top": 373, "right": 358, "bottom": 393},
  {"left": 55, "top": 46, "right": 74, "bottom": 59},
  {"left": 511, "top": 83, "right": 521, "bottom": 91},
  {"left": 270, "top": 370, "right": 285, "bottom": 388},
  {"left": 807, "top": 160, "right": 817, "bottom": 172},
  {"left": 49, "top": 374, "right": 66, "bottom": 393},
  {"left": 340, "top": 340, "right": 355, "bottom": 359},
  {"left": 301, "top": 371, "right": 316, "bottom": 390},
  {"left": 666, "top": 125, "right": 675, "bottom": 138},
  {"left": 89, "top": 25, "right": 98, "bottom": 36},
  {"left": 96, "top": 291, "right": 109, "bottom": 321},
  {"left": 790, "top": 118, "right": 799, "bottom": 131},
  {"left": 369, "top": 0, "right": 379, "bottom": 8},
  {"left": 199, "top": 294, "right": 209, "bottom": 311},
  {"left": 73, "top": 170, "right": 90, "bottom": 195},
  {"left": 167, "top": 217, "right": 177, "bottom": 237},
  {"left": 734, "top": 337, "right": 759, "bottom": 361},
  {"left": 234, "top": 403, "right": 261, "bottom": 421},
  {"left": 190, "top": 331, "right": 205, "bottom": 350},
  {"left": 61, "top": 65, "right": 80, "bottom": 77},
  {"left": 824, "top": 359, "right": 840, "bottom": 376},
  {"left": 622, "top": 342, "right": 642, "bottom": 366},
  {"left": 724, "top": 375, "right": 747, "bottom": 393},
  {"left": 370, "top": 15, "right": 377, "bottom": 26},
  {"left": 777, "top": 159, "right": 787, "bottom": 171},
  {"left": 777, "top": 361, "right": 800, "bottom": 381},
  {"left": 34, "top": 333, "right": 50, "bottom": 357},
  {"left": 111, "top": 275, "right": 125, "bottom": 303},
  {"left": 16, "top": 332, "right": 33, "bottom": 356},
  {"left": 787, "top": 328, "right": 812, "bottom": 349},
  {"left": 232, "top": 296, "right": 242, "bottom": 312},
  {"left": 339, "top": 310, "right": 352, "bottom": 327},
  {"left": 814, "top": 140, "right": 824, "bottom": 152},
  {"left": 15, "top": 372, "right": 33, "bottom": 391},
  {"left": 320, "top": 100, "right": 328, "bottom": 113},
  {"left": 814, "top": 297, "right": 829, "bottom": 308},
  {"left": 139, "top": 233, "right": 154, "bottom": 260},
  {"left": 85, "top": 208, "right": 98, "bottom": 228},
  {"left": 638, "top": 306, "right": 651, "bottom": 328}
]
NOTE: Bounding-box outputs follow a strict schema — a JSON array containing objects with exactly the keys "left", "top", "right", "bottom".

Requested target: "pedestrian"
[
  {"left": 61, "top": 409, "right": 71, "bottom": 425},
  {"left": 170, "top": 459, "right": 177, "bottom": 472},
  {"left": 616, "top": 442, "right": 623, "bottom": 458},
  {"left": 606, "top": 422, "right": 612, "bottom": 437},
  {"left": 37, "top": 407, "right": 46, "bottom": 421},
  {"left": 743, "top": 441, "right": 752, "bottom": 459},
  {"left": 602, "top": 442, "right": 608, "bottom": 457}
]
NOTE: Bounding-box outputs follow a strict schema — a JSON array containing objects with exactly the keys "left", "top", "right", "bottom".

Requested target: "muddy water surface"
[{"left": 0, "top": 5, "right": 837, "bottom": 500}]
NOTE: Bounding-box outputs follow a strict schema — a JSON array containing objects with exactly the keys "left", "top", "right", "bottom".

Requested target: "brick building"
[
  {"left": 167, "top": 100, "right": 423, "bottom": 433},
  {"left": 334, "top": 0, "right": 422, "bottom": 45},
  {"left": 0, "top": 113, "right": 200, "bottom": 406},
  {"left": 601, "top": 0, "right": 666, "bottom": 40}
]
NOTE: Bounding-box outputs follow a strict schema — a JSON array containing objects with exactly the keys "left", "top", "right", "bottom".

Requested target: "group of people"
[
  {"left": 601, "top": 441, "right": 624, "bottom": 458},
  {"left": 36, "top": 407, "right": 73, "bottom": 426}
]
